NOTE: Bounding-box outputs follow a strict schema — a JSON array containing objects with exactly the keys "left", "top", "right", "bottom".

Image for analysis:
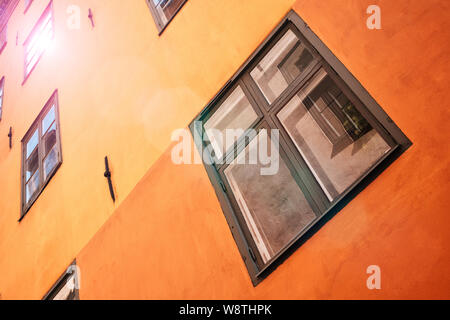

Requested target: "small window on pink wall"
[{"left": 23, "top": 1, "right": 54, "bottom": 84}]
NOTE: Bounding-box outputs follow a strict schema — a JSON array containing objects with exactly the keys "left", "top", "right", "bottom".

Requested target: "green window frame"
[
  {"left": 189, "top": 11, "right": 411, "bottom": 285},
  {"left": 22, "top": 1, "right": 54, "bottom": 84}
]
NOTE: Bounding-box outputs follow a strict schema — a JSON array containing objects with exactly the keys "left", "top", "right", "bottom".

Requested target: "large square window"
[
  {"left": 24, "top": 0, "right": 33, "bottom": 13},
  {"left": 190, "top": 12, "right": 411, "bottom": 285}
]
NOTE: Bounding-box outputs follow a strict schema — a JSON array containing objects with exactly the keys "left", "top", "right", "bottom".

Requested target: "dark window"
[
  {"left": 0, "top": 76, "right": 4, "bottom": 120},
  {"left": 145, "top": 0, "right": 187, "bottom": 34},
  {"left": 20, "top": 90, "right": 62, "bottom": 220},
  {"left": 43, "top": 261, "right": 79, "bottom": 300},
  {"left": 23, "top": 1, "right": 54, "bottom": 84},
  {"left": 0, "top": 25, "right": 6, "bottom": 54},
  {"left": 190, "top": 11, "right": 411, "bottom": 285}
]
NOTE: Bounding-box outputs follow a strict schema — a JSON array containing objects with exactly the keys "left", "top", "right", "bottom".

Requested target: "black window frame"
[
  {"left": 42, "top": 260, "right": 80, "bottom": 300},
  {"left": 189, "top": 10, "right": 412, "bottom": 286},
  {"left": 22, "top": 0, "right": 54, "bottom": 85},
  {"left": 145, "top": 0, "right": 187, "bottom": 35},
  {"left": 20, "top": 89, "right": 62, "bottom": 221}
]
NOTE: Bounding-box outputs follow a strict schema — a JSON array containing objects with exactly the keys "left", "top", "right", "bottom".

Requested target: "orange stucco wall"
[
  {"left": 76, "top": 0, "right": 450, "bottom": 299},
  {"left": 0, "top": 0, "right": 298, "bottom": 299},
  {"left": 1, "top": 0, "right": 449, "bottom": 299}
]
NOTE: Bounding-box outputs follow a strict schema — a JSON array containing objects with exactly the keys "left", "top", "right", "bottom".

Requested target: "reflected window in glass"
[
  {"left": 250, "top": 29, "right": 315, "bottom": 105},
  {"left": 278, "top": 69, "right": 392, "bottom": 200},
  {"left": 224, "top": 130, "right": 316, "bottom": 263}
]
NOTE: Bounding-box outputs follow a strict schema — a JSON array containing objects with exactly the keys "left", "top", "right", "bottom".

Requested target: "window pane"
[
  {"left": 26, "top": 129, "right": 39, "bottom": 158},
  {"left": 26, "top": 17, "right": 53, "bottom": 69},
  {"left": 42, "top": 122, "right": 56, "bottom": 156},
  {"left": 43, "top": 144, "right": 58, "bottom": 180},
  {"left": 26, "top": 169, "right": 39, "bottom": 203},
  {"left": 204, "top": 86, "right": 258, "bottom": 159},
  {"left": 250, "top": 29, "right": 314, "bottom": 105},
  {"left": 24, "top": 3, "right": 53, "bottom": 79},
  {"left": 278, "top": 69, "right": 392, "bottom": 201},
  {"left": 224, "top": 131, "right": 316, "bottom": 263},
  {"left": 25, "top": 148, "right": 39, "bottom": 181},
  {"left": 42, "top": 106, "right": 55, "bottom": 135}
]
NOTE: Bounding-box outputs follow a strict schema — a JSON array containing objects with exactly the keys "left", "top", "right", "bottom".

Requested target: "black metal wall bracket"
[
  {"left": 104, "top": 156, "right": 115, "bottom": 202},
  {"left": 7, "top": 127, "right": 12, "bottom": 149},
  {"left": 88, "top": 9, "right": 95, "bottom": 28}
]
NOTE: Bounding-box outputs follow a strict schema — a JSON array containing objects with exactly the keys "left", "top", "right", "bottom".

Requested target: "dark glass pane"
[
  {"left": 224, "top": 131, "right": 316, "bottom": 263},
  {"left": 26, "top": 169, "right": 39, "bottom": 203},
  {"left": 43, "top": 144, "right": 58, "bottom": 180},
  {"left": 153, "top": 0, "right": 185, "bottom": 26},
  {"left": 26, "top": 129, "right": 38, "bottom": 159},
  {"left": 250, "top": 29, "right": 314, "bottom": 105},
  {"left": 42, "top": 122, "right": 56, "bottom": 157},
  {"left": 42, "top": 106, "right": 55, "bottom": 135},
  {"left": 25, "top": 148, "right": 39, "bottom": 181}
]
